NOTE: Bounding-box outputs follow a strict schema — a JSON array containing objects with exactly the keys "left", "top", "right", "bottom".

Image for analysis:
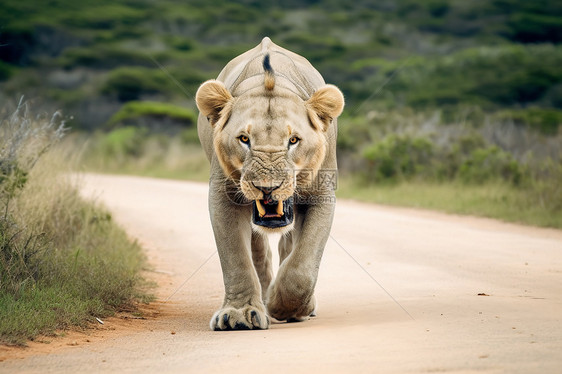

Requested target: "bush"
[
  {"left": 107, "top": 101, "right": 197, "bottom": 128},
  {"left": 527, "top": 158, "right": 562, "bottom": 213},
  {"left": 494, "top": 108, "right": 562, "bottom": 135},
  {"left": 360, "top": 44, "right": 562, "bottom": 111},
  {"left": 97, "top": 126, "right": 148, "bottom": 158},
  {"left": 100, "top": 67, "right": 172, "bottom": 102},
  {"left": 0, "top": 61, "right": 14, "bottom": 81},
  {"left": 180, "top": 127, "right": 200, "bottom": 144},
  {"left": 362, "top": 135, "right": 435, "bottom": 182},
  {"left": 59, "top": 46, "right": 154, "bottom": 70},
  {"left": 0, "top": 102, "right": 149, "bottom": 344},
  {"left": 458, "top": 146, "right": 524, "bottom": 185},
  {"left": 361, "top": 132, "right": 525, "bottom": 185},
  {"left": 506, "top": 12, "right": 562, "bottom": 43},
  {"left": 59, "top": 3, "right": 148, "bottom": 30},
  {"left": 81, "top": 130, "right": 209, "bottom": 181}
]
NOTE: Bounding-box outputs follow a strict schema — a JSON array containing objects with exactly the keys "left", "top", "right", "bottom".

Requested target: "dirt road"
[{"left": 2, "top": 174, "right": 562, "bottom": 373}]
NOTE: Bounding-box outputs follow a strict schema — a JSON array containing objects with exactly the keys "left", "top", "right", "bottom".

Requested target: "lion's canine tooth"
[
  {"left": 276, "top": 200, "right": 284, "bottom": 216},
  {"left": 256, "top": 200, "right": 266, "bottom": 217}
]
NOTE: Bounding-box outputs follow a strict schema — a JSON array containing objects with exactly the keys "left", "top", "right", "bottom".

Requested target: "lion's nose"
[{"left": 252, "top": 183, "right": 282, "bottom": 199}]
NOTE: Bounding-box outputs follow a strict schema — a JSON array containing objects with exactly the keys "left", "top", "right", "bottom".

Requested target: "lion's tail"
[{"left": 263, "top": 54, "right": 275, "bottom": 91}]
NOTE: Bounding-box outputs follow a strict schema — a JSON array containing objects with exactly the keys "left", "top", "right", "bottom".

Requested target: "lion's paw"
[
  {"left": 210, "top": 305, "right": 269, "bottom": 331},
  {"left": 267, "top": 288, "right": 316, "bottom": 322}
]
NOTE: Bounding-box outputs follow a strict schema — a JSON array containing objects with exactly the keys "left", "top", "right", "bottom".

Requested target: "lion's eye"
[
  {"left": 289, "top": 136, "right": 300, "bottom": 146},
  {"left": 238, "top": 135, "right": 250, "bottom": 145}
]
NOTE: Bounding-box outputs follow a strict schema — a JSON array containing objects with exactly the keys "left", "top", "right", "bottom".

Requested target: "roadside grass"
[
  {"left": 77, "top": 127, "right": 209, "bottom": 182},
  {"left": 78, "top": 127, "right": 561, "bottom": 229},
  {"left": 0, "top": 104, "right": 151, "bottom": 346},
  {"left": 337, "top": 178, "right": 562, "bottom": 229}
]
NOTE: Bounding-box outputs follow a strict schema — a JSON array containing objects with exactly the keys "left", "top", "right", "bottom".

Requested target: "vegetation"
[
  {"left": 107, "top": 101, "right": 197, "bottom": 129},
  {"left": 0, "top": 102, "right": 150, "bottom": 345},
  {"left": 80, "top": 126, "right": 208, "bottom": 181},
  {"left": 338, "top": 109, "right": 561, "bottom": 227},
  {"left": 0, "top": 0, "right": 561, "bottom": 230},
  {"left": 337, "top": 180, "right": 561, "bottom": 229},
  {"left": 1, "top": 0, "right": 561, "bottom": 129},
  {"left": 0, "top": 1, "right": 560, "bottom": 345}
]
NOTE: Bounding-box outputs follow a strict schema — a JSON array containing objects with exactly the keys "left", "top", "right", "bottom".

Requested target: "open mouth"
[{"left": 252, "top": 196, "right": 294, "bottom": 228}]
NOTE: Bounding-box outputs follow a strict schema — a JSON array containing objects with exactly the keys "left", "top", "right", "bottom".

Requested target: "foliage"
[
  {"left": 361, "top": 133, "right": 524, "bottom": 185},
  {"left": 494, "top": 108, "right": 562, "bottom": 135},
  {"left": 335, "top": 108, "right": 561, "bottom": 228},
  {"left": 80, "top": 128, "right": 209, "bottom": 181},
  {"left": 1, "top": 0, "right": 562, "bottom": 132},
  {"left": 100, "top": 67, "right": 173, "bottom": 102},
  {"left": 0, "top": 103, "right": 149, "bottom": 345},
  {"left": 59, "top": 46, "right": 155, "bottom": 70},
  {"left": 457, "top": 146, "right": 523, "bottom": 185},
  {"left": 363, "top": 135, "right": 435, "bottom": 181},
  {"left": 0, "top": 0, "right": 561, "bottom": 231},
  {"left": 95, "top": 126, "right": 149, "bottom": 158},
  {"left": 0, "top": 61, "right": 13, "bottom": 81},
  {"left": 107, "top": 101, "right": 197, "bottom": 127},
  {"left": 354, "top": 44, "right": 562, "bottom": 113}
]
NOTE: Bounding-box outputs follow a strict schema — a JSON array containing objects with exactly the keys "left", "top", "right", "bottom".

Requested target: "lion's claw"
[
  {"left": 210, "top": 305, "right": 269, "bottom": 331},
  {"left": 234, "top": 322, "right": 251, "bottom": 330}
]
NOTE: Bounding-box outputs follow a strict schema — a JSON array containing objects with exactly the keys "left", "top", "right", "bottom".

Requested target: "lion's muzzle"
[{"left": 252, "top": 196, "right": 294, "bottom": 228}]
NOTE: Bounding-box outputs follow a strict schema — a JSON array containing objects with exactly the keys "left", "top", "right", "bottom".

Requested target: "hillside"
[
  {"left": 1, "top": 0, "right": 561, "bottom": 228},
  {"left": 1, "top": 0, "right": 561, "bottom": 132}
]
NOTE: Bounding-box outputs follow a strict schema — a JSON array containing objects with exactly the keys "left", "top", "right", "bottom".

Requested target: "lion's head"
[{"left": 196, "top": 54, "right": 344, "bottom": 232}]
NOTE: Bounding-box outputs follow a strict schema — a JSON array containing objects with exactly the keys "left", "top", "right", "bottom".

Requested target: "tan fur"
[
  {"left": 264, "top": 70, "right": 275, "bottom": 91},
  {"left": 195, "top": 37, "right": 344, "bottom": 330},
  {"left": 195, "top": 80, "right": 233, "bottom": 123}
]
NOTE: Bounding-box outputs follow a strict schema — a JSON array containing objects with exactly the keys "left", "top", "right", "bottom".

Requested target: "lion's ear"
[
  {"left": 306, "top": 84, "right": 345, "bottom": 131},
  {"left": 196, "top": 80, "right": 233, "bottom": 125}
]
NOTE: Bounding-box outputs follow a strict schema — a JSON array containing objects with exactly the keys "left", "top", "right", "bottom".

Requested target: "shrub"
[
  {"left": 59, "top": 46, "right": 154, "bottom": 70},
  {"left": 527, "top": 158, "right": 562, "bottom": 213},
  {"left": 506, "top": 12, "right": 562, "bottom": 43},
  {"left": 100, "top": 67, "right": 172, "bottom": 102},
  {"left": 361, "top": 44, "right": 562, "bottom": 111},
  {"left": 362, "top": 135, "right": 435, "bottom": 182},
  {"left": 361, "top": 132, "right": 525, "bottom": 186},
  {"left": 494, "top": 108, "right": 562, "bottom": 135},
  {"left": 336, "top": 116, "right": 371, "bottom": 151},
  {"left": 97, "top": 126, "right": 148, "bottom": 158},
  {"left": 107, "top": 101, "right": 197, "bottom": 128},
  {"left": 0, "top": 101, "right": 148, "bottom": 345},
  {"left": 59, "top": 4, "right": 148, "bottom": 30},
  {"left": 458, "top": 146, "right": 524, "bottom": 185},
  {"left": 180, "top": 127, "right": 200, "bottom": 144},
  {"left": 81, "top": 130, "right": 209, "bottom": 181},
  {"left": 0, "top": 61, "right": 13, "bottom": 81}
]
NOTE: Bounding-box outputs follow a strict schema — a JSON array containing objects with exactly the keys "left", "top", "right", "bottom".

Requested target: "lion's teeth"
[
  {"left": 276, "top": 200, "right": 284, "bottom": 216},
  {"left": 256, "top": 200, "right": 266, "bottom": 217}
]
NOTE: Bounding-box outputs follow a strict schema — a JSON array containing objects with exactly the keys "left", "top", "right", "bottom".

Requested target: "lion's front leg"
[
  {"left": 209, "top": 185, "right": 269, "bottom": 331},
  {"left": 266, "top": 201, "right": 334, "bottom": 322},
  {"left": 266, "top": 261, "right": 318, "bottom": 321}
]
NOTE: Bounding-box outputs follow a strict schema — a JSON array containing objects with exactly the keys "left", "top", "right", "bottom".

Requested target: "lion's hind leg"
[{"left": 278, "top": 232, "right": 294, "bottom": 266}]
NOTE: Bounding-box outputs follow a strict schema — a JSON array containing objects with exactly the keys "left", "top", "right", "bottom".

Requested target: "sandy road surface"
[{"left": 2, "top": 174, "right": 562, "bottom": 373}]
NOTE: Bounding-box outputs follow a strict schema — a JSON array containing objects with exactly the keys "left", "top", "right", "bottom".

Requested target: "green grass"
[
  {"left": 78, "top": 130, "right": 209, "bottom": 182},
  {"left": 337, "top": 178, "right": 562, "bottom": 229},
  {"left": 1, "top": 104, "right": 151, "bottom": 345},
  {"left": 107, "top": 101, "right": 197, "bottom": 127}
]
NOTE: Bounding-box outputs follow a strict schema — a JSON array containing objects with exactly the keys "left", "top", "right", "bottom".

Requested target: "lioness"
[{"left": 195, "top": 37, "right": 344, "bottom": 330}]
